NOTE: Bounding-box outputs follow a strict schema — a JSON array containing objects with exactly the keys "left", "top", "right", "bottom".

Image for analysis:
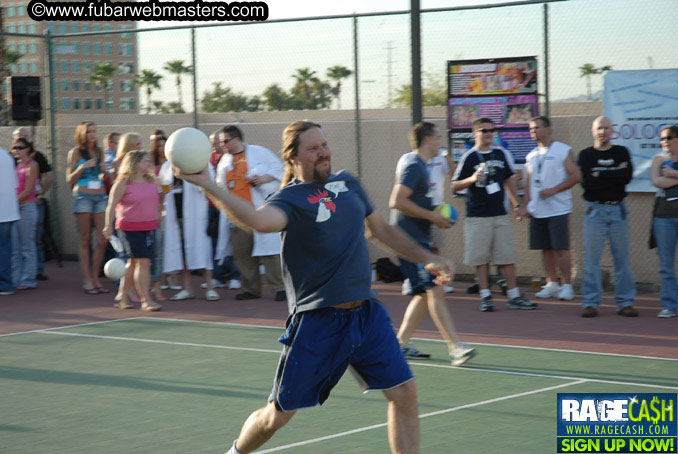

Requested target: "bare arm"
[
  {"left": 389, "top": 184, "right": 450, "bottom": 229},
  {"left": 175, "top": 166, "right": 287, "bottom": 233},
  {"left": 39, "top": 170, "right": 54, "bottom": 196},
  {"left": 103, "top": 180, "right": 126, "bottom": 239},
  {"left": 444, "top": 153, "right": 456, "bottom": 177},
  {"left": 365, "top": 212, "right": 454, "bottom": 283},
  {"left": 451, "top": 167, "right": 483, "bottom": 192},
  {"left": 17, "top": 161, "right": 38, "bottom": 203},
  {"left": 650, "top": 155, "right": 678, "bottom": 189},
  {"left": 539, "top": 153, "right": 580, "bottom": 199},
  {"left": 66, "top": 148, "right": 95, "bottom": 184}
]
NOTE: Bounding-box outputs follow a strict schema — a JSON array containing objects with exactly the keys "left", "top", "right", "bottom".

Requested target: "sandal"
[
  {"left": 83, "top": 288, "right": 101, "bottom": 295},
  {"left": 96, "top": 287, "right": 111, "bottom": 294},
  {"left": 140, "top": 302, "right": 162, "bottom": 311},
  {"left": 170, "top": 290, "right": 195, "bottom": 301},
  {"left": 113, "top": 300, "right": 134, "bottom": 309}
]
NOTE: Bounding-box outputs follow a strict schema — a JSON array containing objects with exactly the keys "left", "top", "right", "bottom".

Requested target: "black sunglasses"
[
  {"left": 476, "top": 128, "right": 497, "bottom": 133},
  {"left": 221, "top": 137, "right": 236, "bottom": 144},
  {"left": 660, "top": 136, "right": 675, "bottom": 141},
  {"left": 13, "top": 145, "right": 28, "bottom": 150}
]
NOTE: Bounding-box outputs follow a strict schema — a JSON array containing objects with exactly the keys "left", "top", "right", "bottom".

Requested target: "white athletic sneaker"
[
  {"left": 228, "top": 279, "right": 242, "bottom": 290},
  {"left": 535, "top": 282, "right": 560, "bottom": 298},
  {"left": 557, "top": 284, "right": 574, "bottom": 300},
  {"left": 657, "top": 309, "right": 676, "bottom": 318},
  {"left": 401, "top": 279, "right": 413, "bottom": 295},
  {"left": 443, "top": 285, "right": 455, "bottom": 293},
  {"left": 451, "top": 343, "right": 476, "bottom": 366}
]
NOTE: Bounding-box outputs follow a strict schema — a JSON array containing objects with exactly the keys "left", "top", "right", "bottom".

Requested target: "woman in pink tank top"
[
  {"left": 103, "top": 151, "right": 161, "bottom": 311},
  {"left": 11, "top": 138, "right": 39, "bottom": 289}
]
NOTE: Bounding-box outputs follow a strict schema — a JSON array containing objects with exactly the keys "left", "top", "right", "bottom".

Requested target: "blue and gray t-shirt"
[
  {"left": 266, "top": 170, "right": 377, "bottom": 314},
  {"left": 390, "top": 153, "right": 433, "bottom": 244}
]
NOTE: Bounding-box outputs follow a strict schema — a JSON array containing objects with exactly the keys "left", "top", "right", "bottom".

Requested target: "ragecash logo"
[{"left": 557, "top": 393, "right": 677, "bottom": 453}]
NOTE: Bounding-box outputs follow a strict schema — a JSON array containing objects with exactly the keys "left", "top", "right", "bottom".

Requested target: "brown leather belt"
[{"left": 332, "top": 300, "right": 364, "bottom": 309}]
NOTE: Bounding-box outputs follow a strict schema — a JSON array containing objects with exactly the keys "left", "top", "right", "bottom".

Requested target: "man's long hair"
[{"left": 280, "top": 120, "right": 322, "bottom": 186}]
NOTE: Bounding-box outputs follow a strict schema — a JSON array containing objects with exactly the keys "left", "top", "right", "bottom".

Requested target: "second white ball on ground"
[{"left": 104, "top": 258, "right": 126, "bottom": 280}]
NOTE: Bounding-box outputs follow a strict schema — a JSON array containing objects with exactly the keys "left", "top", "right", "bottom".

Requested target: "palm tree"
[
  {"left": 293, "top": 68, "right": 319, "bottom": 97},
  {"left": 88, "top": 63, "right": 116, "bottom": 112},
  {"left": 326, "top": 65, "right": 352, "bottom": 109},
  {"left": 163, "top": 60, "right": 192, "bottom": 111},
  {"left": 579, "top": 64, "right": 613, "bottom": 100},
  {"left": 134, "top": 69, "right": 163, "bottom": 114}
]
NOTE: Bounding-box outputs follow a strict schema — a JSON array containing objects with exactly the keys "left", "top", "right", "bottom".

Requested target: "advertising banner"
[
  {"left": 557, "top": 393, "right": 677, "bottom": 453},
  {"left": 603, "top": 69, "right": 678, "bottom": 192},
  {"left": 447, "top": 57, "right": 539, "bottom": 165}
]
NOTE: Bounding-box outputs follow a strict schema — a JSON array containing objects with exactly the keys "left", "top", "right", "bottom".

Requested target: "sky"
[{"left": 136, "top": 0, "right": 678, "bottom": 111}]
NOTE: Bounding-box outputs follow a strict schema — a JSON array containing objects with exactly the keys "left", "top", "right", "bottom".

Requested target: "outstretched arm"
[
  {"left": 175, "top": 166, "right": 287, "bottom": 233},
  {"left": 365, "top": 212, "right": 454, "bottom": 284}
]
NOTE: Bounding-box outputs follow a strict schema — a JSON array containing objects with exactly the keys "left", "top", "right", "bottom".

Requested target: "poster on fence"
[
  {"left": 603, "top": 69, "right": 678, "bottom": 193},
  {"left": 447, "top": 56, "right": 538, "bottom": 165}
]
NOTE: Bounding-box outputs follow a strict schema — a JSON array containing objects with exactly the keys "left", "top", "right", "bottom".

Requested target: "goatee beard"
[{"left": 313, "top": 162, "right": 331, "bottom": 182}]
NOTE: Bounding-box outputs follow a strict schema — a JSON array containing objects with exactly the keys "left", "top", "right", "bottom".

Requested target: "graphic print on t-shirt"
[{"left": 307, "top": 180, "right": 349, "bottom": 222}]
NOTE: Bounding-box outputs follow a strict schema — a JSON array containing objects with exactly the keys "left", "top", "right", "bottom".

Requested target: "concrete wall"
[{"left": 2, "top": 101, "right": 661, "bottom": 286}]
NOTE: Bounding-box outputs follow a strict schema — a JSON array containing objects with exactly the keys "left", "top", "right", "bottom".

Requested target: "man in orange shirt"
[{"left": 215, "top": 126, "right": 286, "bottom": 301}]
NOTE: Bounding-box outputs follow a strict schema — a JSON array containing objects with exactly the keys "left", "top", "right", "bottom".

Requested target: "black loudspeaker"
[{"left": 8, "top": 76, "right": 42, "bottom": 121}]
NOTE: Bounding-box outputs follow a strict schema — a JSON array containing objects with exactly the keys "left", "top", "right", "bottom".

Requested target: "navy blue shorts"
[
  {"left": 269, "top": 300, "right": 413, "bottom": 412},
  {"left": 118, "top": 230, "right": 155, "bottom": 259},
  {"left": 398, "top": 242, "right": 436, "bottom": 295}
]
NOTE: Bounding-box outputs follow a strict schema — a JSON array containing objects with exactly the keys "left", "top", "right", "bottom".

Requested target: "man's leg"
[
  {"left": 397, "top": 294, "right": 428, "bottom": 347},
  {"left": 230, "top": 228, "right": 261, "bottom": 296},
  {"left": 555, "top": 250, "right": 572, "bottom": 284},
  {"left": 476, "top": 263, "right": 489, "bottom": 290},
  {"left": 500, "top": 263, "right": 517, "bottom": 289},
  {"left": 383, "top": 380, "right": 419, "bottom": 454},
  {"left": 229, "top": 402, "right": 295, "bottom": 454},
  {"left": 582, "top": 205, "right": 607, "bottom": 309},
  {"left": 0, "top": 222, "right": 14, "bottom": 293},
  {"left": 608, "top": 207, "right": 636, "bottom": 309},
  {"left": 424, "top": 285, "right": 459, "bottom": 351},
  {"left": 260, "top": 254, "right": 285, "bottom": 293},
  {"left": 542, "top": 250, "right": 558, "bottom": 283}
]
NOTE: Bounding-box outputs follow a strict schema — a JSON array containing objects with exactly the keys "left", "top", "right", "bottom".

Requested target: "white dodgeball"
[
  {"left": 104, "top": 258, "right": 127, "bottom": 280},
  {"left": 165, "top": 127, "right": 212, "bottom": 174}
]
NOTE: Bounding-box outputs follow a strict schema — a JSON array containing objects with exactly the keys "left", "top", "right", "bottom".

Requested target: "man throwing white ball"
[{"left": 175, "top": 120, "right": 454, "bottom": 454}]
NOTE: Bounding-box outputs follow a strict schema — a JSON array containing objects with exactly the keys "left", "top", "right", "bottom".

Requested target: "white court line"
[
  {"left": 255, "top": 380, "right": 586, "bottom": 453},
  {"left": 39, "top": 330, "right": 282, "bottom": 354},
  {"left": 132, "top": 316, "right": 285, "bottom": 330},
  {"left": 0, "top": 317, "right": 145, "bottom": 338},
  {"left": 36, "top": 330, "right": 678, "bottom": 390},
  {"left": 409, "top": 362, "right": 678, "bottom": 390},
  {"left": 139, "top": 317, "right": 678, "bottom": 362}
]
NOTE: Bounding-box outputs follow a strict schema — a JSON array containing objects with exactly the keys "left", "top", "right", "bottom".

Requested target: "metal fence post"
[
  {"left": 353, "top": 16, "right": 361, "bottom": 179},
  {"left": 410, "top": 0, "right": 422, "bottom": 124},
  {"left": 191, "top": 26, "right": 199, "bottom": 129},
  {"left": 43, "top": 30, "right": 61, "bottom": 249},
  {"left": 543, "top": 2, "right": 550, "bottom": 117}
]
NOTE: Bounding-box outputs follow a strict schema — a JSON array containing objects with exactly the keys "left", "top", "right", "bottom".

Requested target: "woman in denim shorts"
[{"left": 66, "top": 121, "right": 109, "bottom": 295}]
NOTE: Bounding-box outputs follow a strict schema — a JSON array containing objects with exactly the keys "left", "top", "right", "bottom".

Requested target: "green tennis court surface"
[{"left": 2, "top": 317, "right": 676, "bottom": 453}]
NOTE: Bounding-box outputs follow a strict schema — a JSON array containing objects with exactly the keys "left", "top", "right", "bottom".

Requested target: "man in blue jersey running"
[{"left": 176, "top": 120, "right": 453, "bottom": 454}]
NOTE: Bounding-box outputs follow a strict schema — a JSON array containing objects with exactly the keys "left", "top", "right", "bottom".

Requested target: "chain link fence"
[{"left": 1, "top": 0, "right": 676, "bottom": 285}]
